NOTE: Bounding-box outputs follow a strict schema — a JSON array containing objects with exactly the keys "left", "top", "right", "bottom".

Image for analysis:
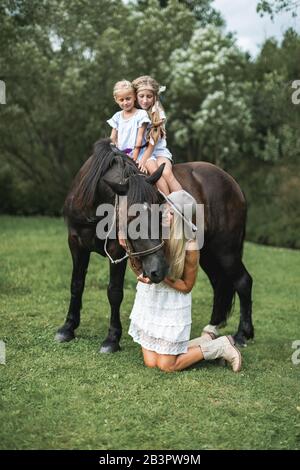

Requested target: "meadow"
[{"left": 0, "top": 216, "right": 299, "bottom": 450}]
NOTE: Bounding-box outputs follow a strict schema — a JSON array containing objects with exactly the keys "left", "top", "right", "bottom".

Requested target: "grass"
[{"left": 0, "top": 215, "right": 299, "bottom": 450}]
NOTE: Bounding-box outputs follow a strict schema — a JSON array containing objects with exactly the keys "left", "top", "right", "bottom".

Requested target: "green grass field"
[{"left": 0, "top": 216, "right": 299, "bottom": 450}]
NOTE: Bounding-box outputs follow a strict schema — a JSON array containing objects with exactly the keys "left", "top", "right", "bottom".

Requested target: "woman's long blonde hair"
[
  {"left": 132, "top": 75, "right": 166, "bottom": 145},
  {"left": 165, "top": 212, "right": 189, "bottom": 281}
]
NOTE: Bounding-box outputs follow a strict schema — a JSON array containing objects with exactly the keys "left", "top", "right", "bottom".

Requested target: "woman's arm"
[
  {"left": 110, "top": 128, "right": 118, "bottom": 145},
  {"left": 163, "top": 249, "right": 199, "bottom": 294},
  {"left": 132, "top": 124, "right": 147, "bottom": 162}
]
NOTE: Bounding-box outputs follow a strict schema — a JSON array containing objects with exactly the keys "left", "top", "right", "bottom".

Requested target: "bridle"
[{"left": 104, "top": 194, "right": 164, "bottom": 264}]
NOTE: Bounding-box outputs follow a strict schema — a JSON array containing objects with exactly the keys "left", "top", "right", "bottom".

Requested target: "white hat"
[{"left": 163, "top": 190, "right": 198, "bottom": 240}]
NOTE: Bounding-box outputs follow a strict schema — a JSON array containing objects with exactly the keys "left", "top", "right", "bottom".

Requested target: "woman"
[{"left": 127, "top": 190, "right": 242, "bottom": 373}]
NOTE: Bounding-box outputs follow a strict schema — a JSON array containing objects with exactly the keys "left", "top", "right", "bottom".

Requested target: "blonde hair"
[
  {"left": 132, "top": 75, "right": 160, "bottom": 95},
  {"left": 132, "top": 75, "right": 166, "bottom": 145},
  {"left": 165, "top": 213, "right": 189, "bottom": 281},
  {"left": 113, "top": 80, "right": 135, "bottom": 99}
]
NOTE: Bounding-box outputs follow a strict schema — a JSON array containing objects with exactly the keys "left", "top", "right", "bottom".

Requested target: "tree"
[
  {"left": 148, "top": 0, "right": 224, "bottom": 25},
  {"left": 167, "top": 26, "right": 252, "bottom": 166},
  {"left": 257, "top": 0, "right": 300, "bottom": 18},
  {"left": 251, "top": 29, "right": 300, "bottom": 163},
  {"left": 0, "top": 0, "right": 196, "bottom": 213}
]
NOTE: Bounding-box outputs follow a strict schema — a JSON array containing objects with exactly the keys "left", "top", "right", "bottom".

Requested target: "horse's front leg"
[
  {"left": 100, "top": 259, "right": 127, "bottom": 353},
  {"left": 55, "top": 234, "right": 90, "bottom": 342}
]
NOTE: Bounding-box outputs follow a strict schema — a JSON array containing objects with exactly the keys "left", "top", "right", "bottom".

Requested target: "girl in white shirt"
[
  {"left": 107, "top": 80, "right": 150, "bottom": 162},
  {"left": 132, "top": 75, "right": 182, "bottom": 195}
]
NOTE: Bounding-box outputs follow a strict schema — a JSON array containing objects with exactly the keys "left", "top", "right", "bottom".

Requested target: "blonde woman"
[{"left": 128, "top": 190, "right": 242, "bottom": 373}]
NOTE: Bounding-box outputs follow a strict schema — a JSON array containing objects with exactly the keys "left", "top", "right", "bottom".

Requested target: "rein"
[{"left": 104, "top": 195, "right": 164, "bottom": 264}]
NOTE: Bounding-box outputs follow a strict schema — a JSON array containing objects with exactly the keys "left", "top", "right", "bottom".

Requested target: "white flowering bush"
[{"left": 168, "top": 26, "right": 252, "bottom": 166}]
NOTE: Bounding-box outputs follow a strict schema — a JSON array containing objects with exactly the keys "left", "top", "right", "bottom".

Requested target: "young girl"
[
  {"left": 107, "top": 80, "right": 151, "bottom": 162},
  {"left": 132, "top": 75, "right": 182, "bottom": 195},
  {"left": 128, "top": 190, "right": 242, "bottom": 373}
]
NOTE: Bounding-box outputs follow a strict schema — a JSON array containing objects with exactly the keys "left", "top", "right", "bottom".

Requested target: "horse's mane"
[
  {"left": 64, "top": 138, "right": 163, "bottom": 221},
  {"left": 70, "top": 139, "right": 121, "bottom": 209}
]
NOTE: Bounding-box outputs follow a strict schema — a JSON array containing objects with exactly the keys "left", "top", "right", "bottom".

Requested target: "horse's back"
[
  {"left": 173, "top": 161, "right": 245, "bottom": 206},
  {"left": 173, "top": 162, "right": 246, "bottom": 248}
]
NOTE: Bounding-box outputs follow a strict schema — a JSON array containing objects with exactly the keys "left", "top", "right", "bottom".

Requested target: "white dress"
[
  {"left": 128, "top": 281, "right": 192, "bottom": 355},
  {"left": 107, "top": 109, "right": 150, "bottom": 158}
]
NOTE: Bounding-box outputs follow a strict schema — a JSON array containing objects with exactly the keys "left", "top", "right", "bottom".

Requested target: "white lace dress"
[{"left": 128, "top": 281, "right": 192, "bottom": 355}]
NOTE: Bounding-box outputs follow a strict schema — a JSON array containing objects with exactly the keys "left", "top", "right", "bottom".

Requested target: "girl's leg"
[
  {"left": 145, "top": 159, "right": 170, "bottom": 195},
  {"left": 156, "top": 157, "right": 182, "bottom": 193},
  {"left": 142, "top": 347, "right": 158, "bottom": 368}
]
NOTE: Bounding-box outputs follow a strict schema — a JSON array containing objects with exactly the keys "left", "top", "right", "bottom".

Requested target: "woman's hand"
[
  {"left": 118, "top": 231, "right": 127, "bottom": 249},
  {"left": 137, "top": 274, "right": 151, "bottom": 284}
]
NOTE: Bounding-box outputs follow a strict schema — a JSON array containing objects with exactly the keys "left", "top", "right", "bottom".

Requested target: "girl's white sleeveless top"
[{"left": 107, "top": 109, "right": 150, "bottom": 157}]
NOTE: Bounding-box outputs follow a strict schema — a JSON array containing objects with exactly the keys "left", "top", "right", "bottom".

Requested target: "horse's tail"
[{"left": 73, "top": 138, "right": 113, "bottom": 209}]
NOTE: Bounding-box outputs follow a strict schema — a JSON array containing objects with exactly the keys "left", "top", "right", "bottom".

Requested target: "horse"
[{"left": 55, "top": 138, "right": 254, "bottom": 351}]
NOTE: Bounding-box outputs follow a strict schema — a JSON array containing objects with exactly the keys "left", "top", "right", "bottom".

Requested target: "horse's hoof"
[
  {"left": 99, "top": 341, "right": 121, "bottom": 353},
  {"left": 54, "top": 329, "right": 75, "bottom": 343},
  {"left": 233, "top": 334, "right": 247, "bottom": 348}
]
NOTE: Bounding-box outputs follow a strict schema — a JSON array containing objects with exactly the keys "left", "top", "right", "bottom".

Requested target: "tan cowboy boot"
[
  {"left": 200, "top": 336, "right": 242, "bottom": 372},
  {"left": 201, "top": 324, "right": 219, "bottom": 341},
  {"left": 188, "top": 334, "right": 213, "bottom": 348}
]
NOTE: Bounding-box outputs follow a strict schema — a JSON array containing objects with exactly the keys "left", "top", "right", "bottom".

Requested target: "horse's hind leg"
[
  {"left": 218, "top": 254, "right": 254, "bottom": 347},
  {"left": 200, "top": 250, "right": 235, "bottom": 331},
  {"left": 232, "top": 262, "right": 254, "bottom": 346},
  {"left": 100, "top": 259, "right": 127, "bottom": 353},
  {"left": 55, "top": 234, "right": 90, "bottom": 342}
]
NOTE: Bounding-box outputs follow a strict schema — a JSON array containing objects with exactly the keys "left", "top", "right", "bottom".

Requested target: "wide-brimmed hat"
[{"left": 163, "top": 190, "right": 198, "bottom": 240}]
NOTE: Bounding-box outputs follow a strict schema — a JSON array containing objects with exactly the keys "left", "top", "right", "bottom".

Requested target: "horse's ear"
[
  {"left": 103, "top": 178, "right": 129, "bottom": 195},
  {"left": 145, "top": 163, "right": 165, "bottom": 185}
]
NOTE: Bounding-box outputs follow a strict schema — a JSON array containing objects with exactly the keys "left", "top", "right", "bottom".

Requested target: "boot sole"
[{"left": 226, "top": 335, "right": 242, "bottom": 372}]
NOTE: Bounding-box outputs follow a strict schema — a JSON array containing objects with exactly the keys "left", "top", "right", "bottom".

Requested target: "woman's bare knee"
[
  {"left": 144, "top": 357, "right": 157, "bottom": 368},
  {"left": 156, "top": 356, "right": 177, "bottom": 372},
  {"left": 142, "top": 348, "right": 158, "bottom": 368}
]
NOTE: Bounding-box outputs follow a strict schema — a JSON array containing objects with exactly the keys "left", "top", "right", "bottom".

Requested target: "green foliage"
[
  {"left": 250, "top": 30, "right": 300, "bottom": 166},
  {"left": 231, "top": 159, "right": 300, "bottom": 249},
  {"left": 0, "top": 0, "right": 300, "bottom": 248},
  {"left": 150, "top": 0, "right": 225, "bottom": 26},
  {"left": 168, "top": 26, "right": 252, "bottom": 165},
  {"left": 257, "top": 0, "right": 300, "bottom": 18}
]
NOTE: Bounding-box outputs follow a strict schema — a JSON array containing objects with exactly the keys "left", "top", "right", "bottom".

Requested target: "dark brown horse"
[{"left": 55, "top": 139, "right": 253, "bottom": 351}]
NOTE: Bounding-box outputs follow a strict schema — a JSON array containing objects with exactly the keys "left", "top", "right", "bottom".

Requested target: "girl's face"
[
  {"left": 137, "top": 89, "right": 155, "bottom": 110},
  {"left": 115, "top": 90, "right": 135, "bottom": 112}
]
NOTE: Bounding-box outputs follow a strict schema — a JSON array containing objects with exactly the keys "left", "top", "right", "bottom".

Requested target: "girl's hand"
[
  {"left": 137, "top": 274, "right": 151, "bottom": 284},
  {"left": 138, "top": 159, "right": 148, "bottom": 173}
]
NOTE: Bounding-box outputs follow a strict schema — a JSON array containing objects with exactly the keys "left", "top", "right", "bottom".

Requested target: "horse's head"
[{"left": 104, "top": 164, "right": 169, "bottom": 284}]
